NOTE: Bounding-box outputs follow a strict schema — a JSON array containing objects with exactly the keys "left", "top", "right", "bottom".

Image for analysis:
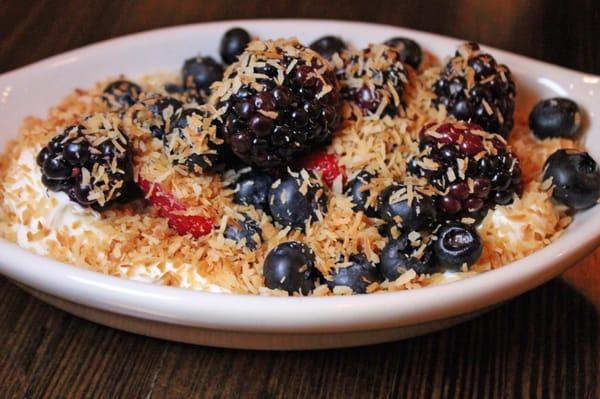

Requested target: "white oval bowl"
[{"left": 0, "top": 19, "right": 599, "bottom": 350}]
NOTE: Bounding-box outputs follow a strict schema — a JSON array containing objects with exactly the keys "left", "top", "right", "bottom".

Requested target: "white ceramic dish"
[{"left": 0, "top": 19, "right": 599, "bottom": 350}]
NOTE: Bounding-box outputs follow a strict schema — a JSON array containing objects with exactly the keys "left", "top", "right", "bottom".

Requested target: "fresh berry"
[
  {"left": 543, "top": 149, "right": 600, "bottom": 210},
  {"left": 327, "top": 253, "right": 380, "bottom": 294},
  {"left": 132, "top": 97, "right": 183, "bottom": 139},
  {"left": 102, "top": 80, "right": 142, "bottom": 112},
  {"left": 379, "top": 233, "right": 434, "bottom": 279},
  {"left": 529, "top": 98, "right": 582, "bottom": 139},
  {"left": 300, "top": 151, "right": 346, "bottom": 187},
  {"left": 268, "top": 169, "right": 328, "bottom": 229},
  {"left": 38, "top": 115, "right": 136, "bottom": 209},
  {"left": 377, "top": 182, "right": 437, "bottom": 232},
  {"left": 433, "top": 42, "right": 516, "bottom": 138},
  {"left": 163, "top": 108, "right": 222, "bottom": 173},
  {"left": 384, "top": 37, "right": 422, "bottom": 69},
  {"left": 220, "top": 27, "right": 251, "bottom": 64},
  {"left": 224, "top": 214, "right": 261, "bottom": 250},
  {"left": 345, "top": 170, "right": 377, "bottom": 216},
  {"left": 309, "top": 35, "right": 347, "bottom": 60},
  {"left": 337, "top": 44, "right": 408, "bottom": 117},
  {"left": 409, "top": 122, "right": 522, "bottom": 220},
  {"left": 137, "top": 177, "right": 213, "bottom": 238},
  {"left": 213, "top": 39, "right": 342, "bottom": 169},
  {"left": 233, "top": 168, "right": 273, "bottom": 210},
  {"left": 263, "top": 241, "right": 318, "bottom": 295},
  {"left": 432, "top": 221, "right": 482, "bottom": 271},
  {"left": 182, "top": 56, "right": 224, "bottom": 97}
]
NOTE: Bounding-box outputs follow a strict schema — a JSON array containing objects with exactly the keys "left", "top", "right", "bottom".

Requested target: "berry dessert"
[{"left": 1, "top": 28, "right": 598, "bottom": 296}]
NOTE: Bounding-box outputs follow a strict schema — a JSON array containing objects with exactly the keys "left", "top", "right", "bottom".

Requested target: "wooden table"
[{"left": 1, "top": 1, "right": 599, "bottom": 397}]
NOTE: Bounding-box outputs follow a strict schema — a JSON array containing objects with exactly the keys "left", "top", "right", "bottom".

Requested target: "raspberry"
[
  {"left": 300, "top": 151, "right": 346, "bottom": 187},
  {"left": 408, "top": 122, "right": 522, "bottom": 221},
  {"left": 336, "top": 44, "right": 408, "bottom": 117},
  {"left": 433, "top": 42, "right": 516, "bottom": 138},
  {"left": 212, "top": 38, "right": 342, "bottom": 169},
  {"left": 137, "top": 177, "right": 213, "bottom": 238},
  {"left": 38, "top": 114, "right": 137, "bottom": 209}
]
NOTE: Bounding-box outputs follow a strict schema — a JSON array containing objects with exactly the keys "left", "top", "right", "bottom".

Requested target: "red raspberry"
[
  {"left": 301, "top": 151, "right": 346, "bottom": 187},
  {"left": 137, "top": 177, "right": 213, "bottom": 238}
]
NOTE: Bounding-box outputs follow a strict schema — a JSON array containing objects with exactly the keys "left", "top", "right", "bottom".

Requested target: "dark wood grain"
[{"left": 0, "top": 0, "right": 599, "bottom": 398}]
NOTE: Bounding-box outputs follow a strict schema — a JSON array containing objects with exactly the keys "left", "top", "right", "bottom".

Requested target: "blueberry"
[
  {"left": 384, "top": 37, "right": 423, "bottom": 69},
  {"left": 102, "top": 80, "right": 142, "bottom": 112},
  {"left": 529, "top": 98, "right": 581, "bottom": 139},
  {"left": 142, "top": 97, "right": 183, "bottom": 139},
  {"left": 327, "top": 253, "right": 380, "bottom": 294},
  {"left": 220, "top": 27, "right": 251, "bottom": 64},
  {"left": 171, "top": 108, "right": 207, "bottom": 130},
  {"left": 377, "top": 183, "right": 437, "bottom": 232},
  {"left": 263, "top": 241, "right": 317, "bottom": 295},
  {"left": 543, "top": 149, "right": 600, "bottom": 210},
  {"left": 43, "top": 157, "right": 71, "bottom": 180},
  {"left": 380, "top": 235, "right": 434, "bottom": 280},
  {"left": 344, "top": 170, "right": 377, "bottom": 216},
  {"left": 268, "top": 170, "right": 328, "bottom": 229},
  {"left": 309, "top": 36, "right": 347, "bottom": 60},
  {"left": 182, "top": 56, "right": 224, "bottom": 93},
  {"left": 224, "top": 215, "right": 261, "bottom": 250},
  {"left": 432, "top": 222, "right": 482, "bottom": 271},
  {"left": 234, "top": 169, "right": 273, "bottom": 210}
]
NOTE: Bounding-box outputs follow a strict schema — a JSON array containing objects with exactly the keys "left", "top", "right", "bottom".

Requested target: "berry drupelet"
[
  {"left": 263, "top": 241, "right": 319, "bottom": 295},
  {"left": 101, "top": 80, "right": 142, "bottom": 113},
  {"left": 433, "top": 42, "right": 516, "bottom": 138},
  {"left": 326, "top": 253, "right": 380, "bottom": 294},
  {"left": 38, "top": 114, "right": 136, "bottom": 209},
  {"left": 211, "top": 39, "right": 342, "bottom": 169},
  {"left": 408, "top": 122, "right": 522, "bottom": 221},
  {"left": 336, "top": 44, "right": 408, "bottom": 117}
]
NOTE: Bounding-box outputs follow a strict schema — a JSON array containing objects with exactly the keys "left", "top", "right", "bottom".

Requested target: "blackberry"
[
  {"left": 38, "top": 114, "right": 136, "bottom": 209},
  {"left": 101, "top": 80, "right": 142, "bottom": 113},
  {"left": 268, "top": 169, "right": 328, "bottom": 230},
  {"left": 408, "top": 122, "right": 522, "bottom": 221},
  {"left": 163, "top": 108, "right": 222, "bottom": 173},
  {"left": 336, "top": 44, "right": 408, "bottom": 117},
  {"left": 131, "top": 96, "right": 183, "bottom": 140},
  {"left": 212, "top": 38, "right": 342, "bottom": 169},
  {"left": 433, "top": 42, "right": 516, "bottom": 138}
]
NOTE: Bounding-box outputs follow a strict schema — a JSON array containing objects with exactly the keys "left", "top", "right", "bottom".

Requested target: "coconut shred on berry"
[{"left": 0, "top": 29, "right": 596, "bottom": 296}]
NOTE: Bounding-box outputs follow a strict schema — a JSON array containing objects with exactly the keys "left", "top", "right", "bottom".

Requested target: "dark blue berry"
[
  {"left": 137, "top": 97, "right": 183, "bottom": 139},
  {"left": 380, "top": 235, "right": 434, "bottom": 279},
  {"left": 263, "top": 241, "right": 317, "bottom": 295},
  {"left": 377, "top": 183, "right": 437, "bottom": 232},
  {"left": 182, "top": 56, "right": 224, "bottom": 93},
  {"left": 543, "top": 149, "right": 600, "bottom": 210},
  {"left": 268, "top": 170, "right": 328, "bottom": 229},
  {"left": 102, "top": 80, "right": 142, "bottom": 112},
  {"left": 220, "top": 27, "right": 251, "bottom": 64},
  {"left": 309, "top": 36, "right": 347, "bottom": 60},
  {"left": 345, "top": 170, "right": 377, "bottom": 216},
  {"left": 224, "top": 215, "right": 261, "bottom": 250},
  {"left": 529, "top": 98, "right": 581, "bottom": 139},
  {"left": 433, "top": 222, "right": 482, "bottom": 271},
  {"left": 384, "top": 37, "right": 423, "bottom": 69},
  {"left": 234, "top": 169, "right": 273, "bottom": 210},
  {"left": 327, "top": 253, "right": 380, "bottom": 294}
]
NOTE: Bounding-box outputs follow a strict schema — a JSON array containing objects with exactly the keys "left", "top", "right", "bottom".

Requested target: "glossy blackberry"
[
  {"left": 268, "top": 169, "right": 328, "bottom": 230},
  {"left": 213, "top": 39, "right": 342, "bottom": 169},
  {"left": 432, "top": 221, "right": 482, "bottom": 271},
  {"left": 309, "top": 35, "right": 347, "bottom": 60},
  {"left": 220, "top": 27, "right": 251, "bottom": 64},
  {"left": 263, "top": 241, "right": 318, "bottom": 295},
  {"left": 379, "top": 232, "right": 434, "bottom": 280},
  {"left": 408, "top": 122, "right": 522, "bottom": 221},
  {"left": 163, "top": 108, "right": 222, "bottom": 173},
  {"left": 336, "top": 44, "right": 408, "bottom": 117},
  {"left": 433, "top": 42, "right": 516, "bottom": 138},
  {"left": 326, "top": 253, "right": 380, "bottom": 294},
  {"left": 101, "top": 80, "right": 142, "bottom": 112},
  {"left": 377, "top": 182, "right": 437, "bottom": 233},
  {"left": 345, "top": 170, "right": 377, "bottom": 216},
  {"left": 38, "top": 114, "right": 136, "bottom": 209},
  {"left": 383, "top": 37, "right": 422, "bottom": 69},
  {"left": 131, "top": 96, "right": 183, "bottom": 140},
  {"left": 233, "top": 168, "right": 273, "bottom": 210},
  {"left": 182, "top": 56, "right": 224, "bottom": 98},
  {"left": 224, "top": 214, "right": 262, "bottom": 250}
]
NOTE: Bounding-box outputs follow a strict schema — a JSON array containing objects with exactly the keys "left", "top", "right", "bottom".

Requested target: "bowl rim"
[{"left": 1, "top": 18, "right": 599, "bottom": 334}]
